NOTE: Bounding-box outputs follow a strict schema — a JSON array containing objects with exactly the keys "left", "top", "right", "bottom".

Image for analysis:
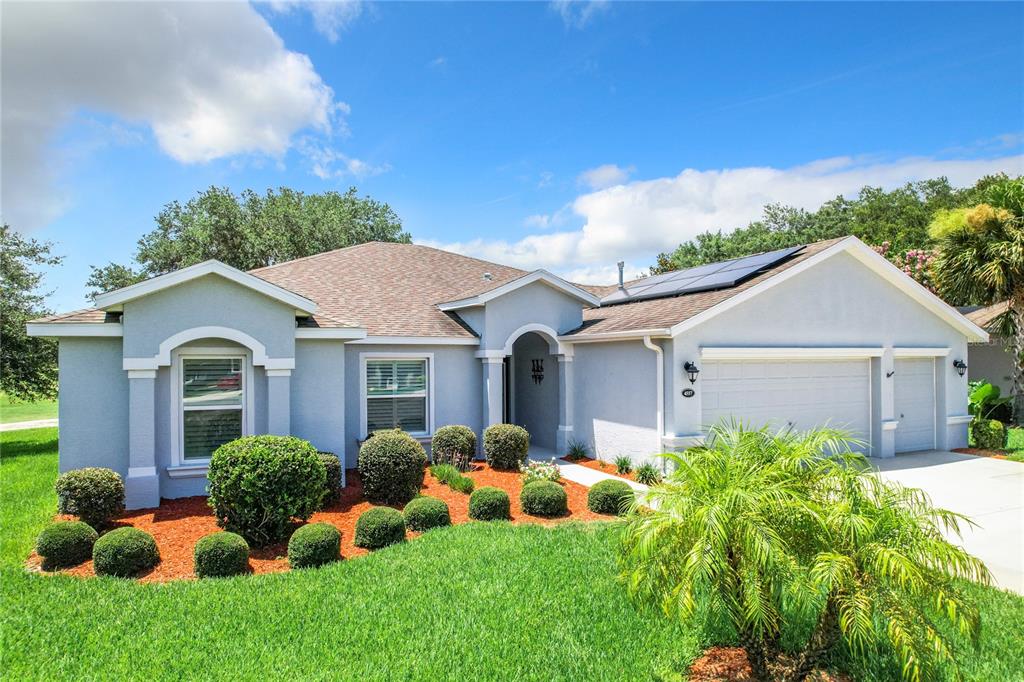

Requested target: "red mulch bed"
[
  {"left": 564, "top": 456, "right": 638, "bottom": 481},
  {"left": 27, "top": 463, "right": 611, "bottom": 582},
  {"left": 687, "top": 647, "right": 849, "bottom": 682},
  {"left": 953, "top": 447, "right": 1011, "bottom": 460}
]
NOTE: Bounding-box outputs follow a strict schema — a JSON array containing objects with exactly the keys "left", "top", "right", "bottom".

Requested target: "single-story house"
[
  {"left": 959, "top": 301, "right": 1016, "bottom": 395},
  {"left": 29, "top": 235, "right": 988, "bottom": 509}
]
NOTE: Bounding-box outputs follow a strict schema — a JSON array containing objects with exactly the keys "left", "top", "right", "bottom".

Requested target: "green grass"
[
  {"left": 0, "top": 393, "right": 57, "bottom": 424},
  {"left": 2, "top": 427, "right": 1023, "bottom": 681},
  {"left": 1006, "top": 428, "right": 1023, "bottom": 462}
]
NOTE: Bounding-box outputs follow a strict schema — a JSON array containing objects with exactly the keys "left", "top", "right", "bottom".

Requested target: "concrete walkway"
[
  {"left": 874, "top": 451, "right": 1024, "bottom": 594},
  {"left": 0, "top": 418, "right": 58, "bottom": 432},
  {"left": 528, "top": 446, "right": 649, "bottom": 493}
]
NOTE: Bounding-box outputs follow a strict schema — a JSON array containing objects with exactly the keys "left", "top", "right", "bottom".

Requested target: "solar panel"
[{"left": 599, "top": 244, "right": 804, "bottom": 305}]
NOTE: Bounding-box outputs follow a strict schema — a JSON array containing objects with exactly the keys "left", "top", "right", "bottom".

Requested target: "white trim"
[
  {"left": 26, "top": 322, "right": 122, "bottom": 337},
  {"left": 122, "top": 325, "right": 295, "bottom": 370},
  {"left": 437, "top": 270, "right": 600, "bottom": 310},
  {"left": 478, "top": 356, "right": 505, "bottom": 364},
  {"left": 93, "top": 259, "right": 317, "bottom": 314},
  {"left": 669, "top": 237, "right": 989, "bottom": 343},
  {"left": 642, "top": 336, "right": 665, "bottom": 441},
  {"left": 501, "top": 322, "right": 566, "bottom": 356},
  {"left": 560, "top": 328, "right": 672, "bottom": 344},
  {"left": 661, "top": 434, "right": 705, "bottom": 450},
  {"left": 128, "top": 466, "right": 157, "bottom": 478},
  {"left": 359, "top": 352, "right": 435, "bottom": 440},
  {"left": 475, "top": 350, "right": 506, "bottom": 359},
  {"left": 348, "top": 335, "right": 478, "bottom": 345},
  {"left": 557, "top": 425, "right": 574, "bottom": 433},
  {"left": 295, "top": 327, "right": 367, "bottom": 340},
  {"left": 946, "top": 415, "right": 973, "bottom": 426},
  {"left": 170, "top": 348, "right": 254, "bottom": 468},
  {"left": 893, "top": 347, "right": 951, "bottom": 357},
  {"left": 882, "top": 420, "right": 899, "bottom": 431},
  {"left": 265, "top": 368, "right": 292, "bottom": 377},
  {"left": 166, "top": 464, "right": 210, "bottom": 479},
  {"left": 127, "top": 369, "right": 157, "bottom": 380},
  {"left": 701, "top": 346, "right": 885, "bottom": 360}
]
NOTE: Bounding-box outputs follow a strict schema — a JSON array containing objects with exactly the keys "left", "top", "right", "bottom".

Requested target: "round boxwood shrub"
[
  {"left": 403, "top": 496, "right": 451, "bottom": 532},
  {"left": 469, "top": 486, "right": 511, "bottom": 521},
  {"left": 55, "top": 467, "right": 125, "bottom": 529},
  {"left": 971, "top": 418, "right": 1007, "bottom": 450},
  {"left": 36, "top": 521, "right": 98, "bottom": 569},
  {"left": 193, "top": 531, "right": 249, "bottom": 578},
  {"left": 431, "top": 425, "right": 477, "bottom": 470},
  {"left": 288, "top": 523, "right": 341, "bottom": 569},
  {"left": 520, "top": 480, "right": 568, "bottom": 517},
  {"left": 483, "top": 424, "right": 530, "bottom": 470},
  {"left": 587, "top": 479, "right": 634, "bottom": 515},
  {"left": 318, "top": 452, "right": 343, "bottom": 508},
  {"left": 207, "top": 435, "right": 327, "bottom": 546},
  {"left": 354, "top": 507, "right": 406, "bottom": 550},
  {"left": 357, "top": 430, "right": 427, "bottom": 505},
  {"left": 92, "top": 527, "right": 159, "bottom": 578}
]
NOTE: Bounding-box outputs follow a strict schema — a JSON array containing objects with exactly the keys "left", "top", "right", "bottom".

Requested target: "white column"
[
  {"left": 877, "top": 347, "right": 896, "bottom": 458},
  {"left": 479, "top": 354, "right": 505, "bottom": 431},
  {"left": 556, "top": 354, "right": 574, "bottom": 453},
  {"left": 126, "top": 369, "right": 160, "bottom": 510},
  {"left": 266, "top": 369, "right": 291, "bottom": 436}
]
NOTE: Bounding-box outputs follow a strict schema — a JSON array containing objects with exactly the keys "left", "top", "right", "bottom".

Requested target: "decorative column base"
[
  {"left": 555, "top": 425, "right": 573, "bottom": 454},
  {"left": 125, "top": 467, "right": 160, "bottom": 510}
]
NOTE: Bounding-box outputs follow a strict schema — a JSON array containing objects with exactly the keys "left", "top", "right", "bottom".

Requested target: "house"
[
  {"left": 959, "top": 301, "right": 1016, "bottom": 395},
  {"left": 28, "top": 236, "right": 988, "bottom": 509}
]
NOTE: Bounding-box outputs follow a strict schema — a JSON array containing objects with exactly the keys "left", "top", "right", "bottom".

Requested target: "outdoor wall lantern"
[
  {"left": 953, "top": 359, "right": 968, "bottom": 378},
  {"left": 684, "top": 361, "right": 700, "bottom": 384}
]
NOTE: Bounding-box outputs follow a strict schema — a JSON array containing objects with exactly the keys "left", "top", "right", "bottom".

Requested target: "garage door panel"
[
  {"left": 894, "top": 358, "right": 935, "bottom": 453},
  {"left": 702, "top": 359, "right": 871, "bottom": 451}
]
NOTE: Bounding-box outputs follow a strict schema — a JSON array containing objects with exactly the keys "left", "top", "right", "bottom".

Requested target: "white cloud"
[
  {"left": 432, "top": 153, "right": 1024, "bottom": 285},
  {"left": 299, "top": 139, "right": 390, "bottom": 179},
  {"left": 577, "top": 163, "right": 634, "bottom": 190},
  {"left": 268, "top": 1, "right": 365, "bottom": 43},
  {"left": 550, "top": 0, "right": 610, "bottom": 29},
  {"left": 1, "top": 1, "right": 345, "bottom": 230},
  {"left": 537, "top": 171, "right": 555, "bottom": 188},
  {"left": 429, "top": 56, "right": 447, "bottom": 68}
]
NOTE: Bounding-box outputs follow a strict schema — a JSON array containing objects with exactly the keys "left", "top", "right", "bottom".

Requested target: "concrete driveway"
[{"left": 873, "top": 451, "right": 1024, "bottom": 594}]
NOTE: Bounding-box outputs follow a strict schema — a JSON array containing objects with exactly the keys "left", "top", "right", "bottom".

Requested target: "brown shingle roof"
[
  {"left": 30, "top": 308, "right": 109, "bottom": 324},
  {"left": 568, "top": 238, "right": 846, "bottom": 337},
  {"left": 962, "top": 301, "right": 1009, "bottom": 334}
]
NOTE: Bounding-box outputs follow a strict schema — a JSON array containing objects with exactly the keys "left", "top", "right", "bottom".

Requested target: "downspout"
[{"left": 642, "top": 336, "right": 664, "bottom": 446}]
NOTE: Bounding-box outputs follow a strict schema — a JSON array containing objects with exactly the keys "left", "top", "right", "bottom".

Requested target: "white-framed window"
[
  {"left": 171, "top": 348, "right": 253, "bottom": 466},
  {"left": 360, "top": 353, "right": 433, "bottom": 438}
]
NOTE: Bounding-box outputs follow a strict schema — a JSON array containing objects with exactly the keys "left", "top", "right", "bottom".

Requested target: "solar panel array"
[{"left": 601, "top": 245, "right": 805, "bottom": 305}]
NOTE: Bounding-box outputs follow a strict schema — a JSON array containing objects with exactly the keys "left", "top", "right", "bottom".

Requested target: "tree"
[
  {"left": 619, "top": 421, "right": 989, "bottom": 682},
  {"left": 930, "top": 176, "right": 1024, "bottom": 421},
  {"left": 0, "top": 224, "right": 63, "bottom": 401},
  {"left": 87, "top": 186, "right": 410, "bottom": 299}
]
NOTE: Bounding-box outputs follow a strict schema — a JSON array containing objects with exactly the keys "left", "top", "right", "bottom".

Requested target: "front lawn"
[
  {"left": 1006, "top": 427, "right": 1024, "bottom": 462},
  {"left": 0, "top": 392, "right": 57, "bottom": 424},
  {"left": 2, "top": 427, "right": 1023, "bottom": 680}
]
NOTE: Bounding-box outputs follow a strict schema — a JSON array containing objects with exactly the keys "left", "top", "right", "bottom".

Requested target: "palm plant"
[
  {"left": 619, "top": 420, "right": 990, "bottom": 681},
  {"left": 930, "top": 177, "right": 1024, "bottom": 420}
]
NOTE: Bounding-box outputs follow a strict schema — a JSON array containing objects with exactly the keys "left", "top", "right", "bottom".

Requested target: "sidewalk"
[{"left": 0, "top": 419, "right": 58, "bottom": 432}]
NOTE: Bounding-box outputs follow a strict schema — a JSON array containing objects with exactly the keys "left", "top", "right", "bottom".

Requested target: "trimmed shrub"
[
  {"left": 483, "top": 424, "right": 530, "bottom": 470},
  {"left": 430, "top": 463, "right": 475, "bottom": 494},
  {"left": 431, "top": 425, "right": 476, "bottom": 471},
  {"left": 403, "top": 496, "right": 451, "bottom": 532},
  {"left": 634, "top": 462, "right": 662, "bottom": 486},
  {"left": 358, "top": 430, "right": 427, "bottom": 505},
  {"left": 614, "top": 456, "right": 633, "bottom": 475},
  {"left": 354, "top": 507, "right": 406, "bottom": 549},
  {"left": 587, "top": 479, "right": 634, "bottom": 516},
  {"left": 521, "top": 459, "right": 561, "bottom": 485},
  {"left": 469, "top": 486, "right": 510, "bottom": 521},
  {"left": 55, "top": 467, "right": 125, "bottom": 529},
  {"left": 564, "top": 438, "right": 590, "bottom": 461},
  {"left": 288, "top": 523, "right": 341, "bottom": 569},
  {"left": 193, "top": 532, "right": 249, "bottom": 578},
  {"left": 207, "top": 435, "right": 327, "bottom": 546},
  {"left": 318, "top": 452, "right": 343, "bottom": 507},
  {"left": 520, "top": 480, "right": 568, "bottom": 517},
  {"left": 971, "top": 418, "right": 1007, "bottom": 450},
  {"left": 36, "top": 521, "right": 97, "bottom": 569},
  {"left": 92, "top": 527, "right": 159, "bottom": 578}
]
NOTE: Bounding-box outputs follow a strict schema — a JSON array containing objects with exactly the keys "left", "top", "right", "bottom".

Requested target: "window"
[
  {"left": 365, "top": 358, "right": 429, "bottom": 434},
  {"left": 181, "top": 356, "right": 245, "bottom": 461}
]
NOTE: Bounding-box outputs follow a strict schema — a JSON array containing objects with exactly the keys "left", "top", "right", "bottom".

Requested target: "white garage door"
[
  {"left": 894, "top": 358, "right": 936, "bottom": 453},
  {"left": 702, "top": 359, "right": 872, "bottom": 451}
]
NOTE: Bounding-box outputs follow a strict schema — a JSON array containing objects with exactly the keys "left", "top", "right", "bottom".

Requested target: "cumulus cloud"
[
  {"left": 550, "top": 0, "right": 610, "bottom": 29},
  {"left": 299, "top": 139, "right": 391, "bottom": 179},
  {"left": 267, "top": 0, "right": 365, "bottom": 43},
  {"left": 433, "top": 153, "right": 1024, "bottom": 285},
  {"left": 577, "top": 163, "right": 634, "bottom": 190},
  {"left": 1, "top": 1, "right": 345, "bottom": 230}
]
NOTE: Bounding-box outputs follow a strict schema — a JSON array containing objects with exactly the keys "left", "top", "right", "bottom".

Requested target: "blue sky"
[{"left": 3, "top": 1, "right": 1022, "bottom": 314}]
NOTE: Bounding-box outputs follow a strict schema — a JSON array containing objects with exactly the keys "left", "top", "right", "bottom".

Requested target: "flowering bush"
[
  {"left": 521, "top": 458, "right": 561, "bottom": 485},
  {"left": 873, "top": 242, "right": 937, "bottom": 292}
]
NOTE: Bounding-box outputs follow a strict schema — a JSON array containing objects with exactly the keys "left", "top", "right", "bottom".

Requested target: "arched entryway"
[{"left": 509, "top": 331, "right": 559, "bottom": 450}]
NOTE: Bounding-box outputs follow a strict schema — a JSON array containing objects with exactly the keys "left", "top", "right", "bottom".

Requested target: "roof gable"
[{"left": 437, "top": 270, "right": 600, "bottom": 311}]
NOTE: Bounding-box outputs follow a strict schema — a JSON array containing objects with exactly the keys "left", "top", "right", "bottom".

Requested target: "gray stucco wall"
[
  {"left": 57, "top": 338, "right": 129, "bottom": 475},
  {"left": 121, "top": 274, "right": 296, "bottom": 360},
  {"left": 968, "top": 342, "right": 1015, "bottom": 395},
  {"left": 292, "top": 340, "right": 347, "bottom": 457},
  {"left": 512, "top": 332, "right": 558, "bottom": 449},
  {"left": 343, "top": 344, "right": 482, "bottom": 467},
  {"left": 572, "top": 340, "right": 660, "bottom": 462},
  {"left": 478, "top": 281, "right": 584, "bottom": 350}
]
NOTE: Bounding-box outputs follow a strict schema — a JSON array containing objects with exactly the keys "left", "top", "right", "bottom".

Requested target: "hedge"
[
  {"left": 469, "top": 486, "right": 511, "bottom": 521},
  {"left": 431, "top": 425, "right": 477, "bottom": 470},
  {"left": 357, "top": 430, "right": 427, "bottom": 505},
  {"left": 520, "top": 480, "right": 567, "bottom": 517},
  {"left": 587, "top": 479, "right": 634, "bottom": 516},
  {"left": 403, "top": 496, "right": 451, "bottom": 532}
]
